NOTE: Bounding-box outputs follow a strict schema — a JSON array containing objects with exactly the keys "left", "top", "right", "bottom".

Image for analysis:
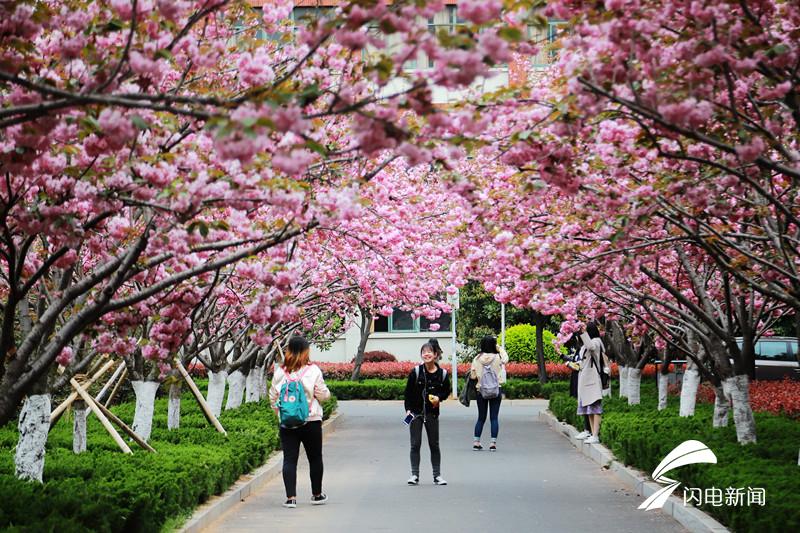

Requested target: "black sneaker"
[
  {"left": 311, "top": 493, "right": 328, "bottom": 505},
  {"left": 489, "top": 443, "right": 497, "bottom": 451},
  {"left": 473, "top": 442, "right": 483, "bottom": 451},
  {"left": 283, "top": 498, "right": 297, "bottom": 508}
]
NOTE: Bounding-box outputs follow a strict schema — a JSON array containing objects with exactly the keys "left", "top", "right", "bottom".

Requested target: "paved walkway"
[{"left": 206, "top": 400, "right": 685, "bottom": 533}]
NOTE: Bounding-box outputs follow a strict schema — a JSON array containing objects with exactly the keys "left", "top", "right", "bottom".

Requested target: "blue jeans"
[{"left": 474, "top": 390, "right": 502, "bottom": 439}]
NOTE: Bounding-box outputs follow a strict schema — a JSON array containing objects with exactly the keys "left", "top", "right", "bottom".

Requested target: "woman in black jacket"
[{"left": 404, "top": 342, "right": 451, "bottom": 486}]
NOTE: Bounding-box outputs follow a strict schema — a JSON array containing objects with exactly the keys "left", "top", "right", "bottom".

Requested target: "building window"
[
  {"left": 528, "top": 20, "right": 566, "bottom": 67},
  {"left": 375, "top": 308, "right": 452, "bottom": 333},
  {"left": 426, "top": 5, "right": 465, "bottom": 68}
]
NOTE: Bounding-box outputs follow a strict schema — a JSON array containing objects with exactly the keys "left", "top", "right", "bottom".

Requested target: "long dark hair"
[
  {"left": 427, "top": 338, "right": 443, "bottom": 360},
  {"left": 586, "top": 322, "right": 601, "bottom": 340},
  {"left": 480, "top": 335, "right": 498, "bottom": 354}
]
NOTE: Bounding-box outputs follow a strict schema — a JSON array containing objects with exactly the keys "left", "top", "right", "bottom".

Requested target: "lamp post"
[
  {"left": 447, "top": 288, "right": 460, "bottom": 398},
  {"left": 501, "top": 302, "right": 506, "bottom": 349}
]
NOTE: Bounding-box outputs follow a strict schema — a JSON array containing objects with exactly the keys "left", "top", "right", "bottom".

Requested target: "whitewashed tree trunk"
[
  {"left": 258, "top": 365, "right": 268, "bottom": 398},
  {"left": 712, "top": 385, "right": 729, "bottom": 427},
  {"left": 206, "top": 370, "right": 228, "bottom": 417},
  {"left": 679, "top": 367, "right": 700, "bottom": 417},
  {"left": 657, "top": 372, "right": 669, "bottom": 411},
  {"left": 167, "top": 382, "right": 182, "bottom": 430},
  {"left": 225, "top": 370, "right": 246, "bottom": 410},
  {"left": 73, "top": 399, "right": 88, "bottom": 453},
  {"left": 722, "top": 375, "right": 757, "bottom": 444},
  {"left": 245, "top": 367, "right": 260, "bottom": 403},
  {"left": 618, "top": 366, "right": 628, "bottom": 398},
  {"left": 131, "top": 380, "right": 159, "bottom": 442},
  {"left": 14, "top": 394, "right": 51, "bottom": 482},
  {"left": 627, "top": 368, "right": 642, "bottom": 405}
]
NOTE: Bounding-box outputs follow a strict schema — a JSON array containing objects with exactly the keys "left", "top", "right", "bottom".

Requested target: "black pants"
[
  {"left": 280, "top": 421, "right": 323, "bottom": 497},
  {"left": 409, "top": 416, "right": 440, "bottom": 477}
]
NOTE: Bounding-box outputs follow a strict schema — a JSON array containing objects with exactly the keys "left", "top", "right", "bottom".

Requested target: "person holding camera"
[{"left": 576, "top": 323, "right": 607, "bottom": 444}]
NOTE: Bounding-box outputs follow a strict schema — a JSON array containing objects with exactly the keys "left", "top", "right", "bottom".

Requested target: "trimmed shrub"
[
  {"left": 317, "top": 361, "right": 575, "bottom": 381},
  {"left": 0, "top": 388, "right": 336, "bottom": 532},
  {"left": 667, "top": 378, "right": 800, "bottom": 418},
  {"left": 549, "top": 383, "right": 800, "bottom": 532},
  {"left": 352, "top": 350, "right": 397, "bottom": 363},
  {"left": 326, "top": 378, "right": 568, "bottom": 400},
  {"left": 504, "top": 324, "right": 565, "bottom": 364}
]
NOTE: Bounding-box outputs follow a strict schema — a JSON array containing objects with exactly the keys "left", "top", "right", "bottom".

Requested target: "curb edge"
[{"left": 538, "top": 409, "right": 730, "bottom": 533}]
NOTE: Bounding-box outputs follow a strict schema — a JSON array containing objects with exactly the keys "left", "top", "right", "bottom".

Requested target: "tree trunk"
[
  {"left": 627, "top": 367, "right": 642, "bottom": 405},
  {"left": 712, "top": 385, "right": 729, "bottom": 427},
  {"left": 245, "top": 366, "right": 260, "bottom": 403},
  {"left": 535, "top": 312, "right": 548, "bottom": 384},
  {"left": 618, "top": 366, "right": 628, "bottom": 398},
  {"left": 73, "top": 399, "right": 88, "bottom": 453},
  {"left": 167, "top": 382, "right": 182, "bottom": 430},
  {"left": 722, "top": 375, "right": 757, "bottom": 444},
  {"left": 14, "top": 394, "right": 51, "bottom": 482},
  {"left": 131, "top": 380, "right": 159, "bottom": 442},
  {"left": 258, "top": 364, "right": 268, "bottom": 398},
  {"left": 351, "top": 307, "right": 372, "bottom": 381},
  {"left": 679, "top": 366, "right": 700, "bottom": 417},
  {"left": 206, "top": 370, "right": 228, "bottom": 417},
  {"left": 657, "top": 372, "right": 668, "bottom": 411},
  {"left": 225, "top": 370, "right": 246, "bottom": 410}
]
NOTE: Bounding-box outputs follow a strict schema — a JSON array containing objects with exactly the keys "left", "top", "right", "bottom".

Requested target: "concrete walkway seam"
[
  {"left": 538, "top": 409, "right": 729, "bottom": 533},
  {"left": 179, "top": 412, "right": 344, "bottom": 533}
]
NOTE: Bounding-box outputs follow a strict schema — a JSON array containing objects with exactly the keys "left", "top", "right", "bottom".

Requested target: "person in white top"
[
  {"left": 269, "top": 336, "right": 331, "bottom": 508},
  {"left": 576, "top": 323, "right": 607, "bottom": 444},
  {"left": 470, "top": 335, "right": 509, "bottom": 451}
]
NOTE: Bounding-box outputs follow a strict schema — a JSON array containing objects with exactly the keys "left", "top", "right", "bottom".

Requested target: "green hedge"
[
  {"left": 0, "top": 390, "right": 337, "bottom": 532},
  {"left": 548, "top": 384, "right": 800, "bottom": 533},
  {"left": 327, "top": 378, "right": 568, "bottom": 400}
]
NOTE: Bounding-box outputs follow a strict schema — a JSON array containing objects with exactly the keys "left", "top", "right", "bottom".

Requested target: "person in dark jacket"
[{"left": 404, "top": 342, "right": 451, "bottom": 486}]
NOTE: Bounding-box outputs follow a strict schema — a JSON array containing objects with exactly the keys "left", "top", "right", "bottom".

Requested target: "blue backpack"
[{"left": 278, "top": 367, "right": 310, "bottom": 429}]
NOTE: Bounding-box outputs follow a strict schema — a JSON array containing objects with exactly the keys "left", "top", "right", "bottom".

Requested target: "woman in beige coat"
[
  {"left": 577, "top": 323, "right": 605, "bottom": 444},
  {"left": 470, "top": 335, "right": 509, "bottom": 451}
]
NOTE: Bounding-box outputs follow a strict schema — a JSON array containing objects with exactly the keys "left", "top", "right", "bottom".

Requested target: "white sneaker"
[
  {"left": 407, "top": 475, "right": 419, "bottom": 485},
  {"left": 584, "top": 435, "right": 600, "bottom": 444},
  {"left": 575, "top": 430, "right": 591, "bottom": 440},
  {"left": 433, "top": 476, "right": 448, "bottom": 485}
]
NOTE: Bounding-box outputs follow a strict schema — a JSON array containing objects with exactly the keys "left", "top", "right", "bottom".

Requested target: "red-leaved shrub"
[
  {"left": 352, "top": 350, "right": 397, "bottom": 363},
  {"left": 315, "top": 361, "right": 576, "bottom": 380},
  {"left": 668, "top": 378, "right": 800, "bottom": 417}
]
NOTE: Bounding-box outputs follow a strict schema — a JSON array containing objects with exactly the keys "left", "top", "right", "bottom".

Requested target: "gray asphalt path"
[{"left": 205, "top": 400, "right": 685, "bottom": 533}]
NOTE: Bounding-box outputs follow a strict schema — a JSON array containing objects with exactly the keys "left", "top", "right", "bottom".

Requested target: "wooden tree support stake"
[
  {"left": 176, "top": 361, "right": 227, "bottom": 436},
  {"left": 50, "top": 359, "right": 117, "bottom": 426},
  {"left": 92, "top": 398, "right": 156, "bottom": 453},
  {"left": 70, "top": 378, "right": 132, "bottom": 454},
  {"left": 104, "top": 368, "right": 128, "bottom": 408},
  {"left": 95, "top": 362, "right": 126, "bottom": 404}
]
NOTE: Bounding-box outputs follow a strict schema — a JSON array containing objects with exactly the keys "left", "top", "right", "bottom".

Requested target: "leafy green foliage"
[
  {"left": 326, "top": 378, "right": 568, "bottom": 400},
  {"left": 455, "top": 281, "right": 546, "bottom": 356},
  {"left": 549, "top": 383, "right": 800, "bottom": 532},
  {"left": 505, "top": 323, "right": 565, "bottom": 363},
  {"left": 0, "top": 389, "right": 337, "bottom": 532}
]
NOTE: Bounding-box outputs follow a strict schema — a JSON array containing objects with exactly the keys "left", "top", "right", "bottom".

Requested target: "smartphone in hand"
[{"left": 403, "top": 413, "right": 414, "bottom": 425}]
